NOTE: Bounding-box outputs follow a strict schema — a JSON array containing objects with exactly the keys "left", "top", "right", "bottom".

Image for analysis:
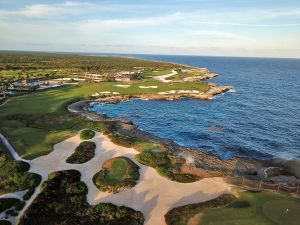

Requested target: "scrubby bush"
[
  {"left": 157, "top": 166, "right": 199, "bottom": 183},
  {"left": 135, "top": 151, "right": 170, "bottom": 167},
  {"left": 165, "top": 194, "right": 236, "bottom": 225},
  {"left": 23, "top": 188, "right": 35, "bottom": 201},
  {"left": 66, "top": 141, "right": 96, "bottom": 164},
  {"left": 18, "top": 169, "right": 144, "bottom": 225},
  {"left": 0, "top": 220, "right": 11, "bottom": 225},
  {"left": 0, "top": 198, "right": 19, "bottom": 213},
  {"left": 14, "top": 201, "right": 25, "bottom": 211},
  {"left": 80, "top": 129, "right": 95, "bottom": 140},
  {"left": 0, "top": 160, "right": 41, "bottom": 194}
]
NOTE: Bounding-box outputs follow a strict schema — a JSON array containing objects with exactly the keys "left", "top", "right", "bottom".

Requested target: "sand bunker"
[
  {"left": 5, "top": 132, "right": 231, "bottom": 225},
  {"left": 114, "top": 84, "right": 131, "bottom": 88}
]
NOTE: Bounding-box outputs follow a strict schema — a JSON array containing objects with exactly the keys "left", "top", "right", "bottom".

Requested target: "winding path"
[{"left": 152, "top": 69, "right": 178, "bottom": 83}]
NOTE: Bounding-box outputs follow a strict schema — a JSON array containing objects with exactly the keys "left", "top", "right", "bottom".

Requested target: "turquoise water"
[{"left": 89, "top": 55, "right": 300, "bottom": 160}]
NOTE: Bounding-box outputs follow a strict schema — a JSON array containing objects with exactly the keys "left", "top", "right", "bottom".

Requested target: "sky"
[{"left": 0, "top": 0, "right": 300, "bottom": 58}]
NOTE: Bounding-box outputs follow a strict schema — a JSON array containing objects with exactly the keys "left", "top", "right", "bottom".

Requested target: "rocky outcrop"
[{"left": 183, "top": 73, "right": 218, "bottom": 82}]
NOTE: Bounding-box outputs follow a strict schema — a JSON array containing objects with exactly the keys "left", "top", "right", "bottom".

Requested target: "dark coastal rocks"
[{"left": 68, "top": 100, "right": 300, "bottom": 187}]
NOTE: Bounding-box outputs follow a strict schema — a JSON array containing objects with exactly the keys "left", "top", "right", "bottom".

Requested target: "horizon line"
[{"left": 0, "top": 49, "right": 300, "bottom": 60}]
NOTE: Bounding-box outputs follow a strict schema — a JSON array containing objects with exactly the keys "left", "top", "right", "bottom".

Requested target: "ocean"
[{"left": 89, "top": 55, "right": 300, "bottom": 160}]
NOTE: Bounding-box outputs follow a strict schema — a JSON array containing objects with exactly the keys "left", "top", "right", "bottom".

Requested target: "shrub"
[
  {"left": 135, "top": 151, "right": 170, "bottom": 167},
  {"left": 14, "top": 201, "right": 25, "bottom": 211},
  {"left": 18, "top": 169, "right": 144, "bottom": 225},
  {"left": 80, "top": 129, "right": 95, "bottom": 140},
  {"left": 23, "top": 188, "right": 35, "bottom": 201},
  {"left": 0, "top": 198, "right": 19, "bottom": 213},
  {"left": 0, "top": 160, "right": 41, "bottom": 194},
  {"left": 0, "top": 220, "right": 11, "bottom": 225},
  {"left": 66, "top": 141, "right": 96, "bottom": 164},
  {"left": 165, "top": 194, "right": 236, "bottom": 225}
]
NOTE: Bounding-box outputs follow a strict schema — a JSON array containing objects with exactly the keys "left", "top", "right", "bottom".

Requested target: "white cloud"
[{"left": 81, "top": 13, "right": 183, "bottom": 31}]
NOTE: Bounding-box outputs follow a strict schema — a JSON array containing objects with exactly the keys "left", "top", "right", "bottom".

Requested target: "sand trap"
[
  {"left": 3, "top": 132, "right": 231, "bottom": 225},
  {"left": 139, "top": 86, "right": 158, "bottom": 89},
  {"left": 113, "top": 84, "right": 131, "bottom": 88}
]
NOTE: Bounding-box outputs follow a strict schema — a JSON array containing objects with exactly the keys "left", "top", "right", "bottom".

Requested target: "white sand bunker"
[
  {"left": 158, "top": 90, "right": 200, "bottom": 95},
  {"left": 113, "top": 84, "right": 131, "bottom": 88},
  {"left": 91, "top": 91, "right": 119, "bottom": 97},
  {"left": 21, "top": 132, "right": 231, "bottom": 225},
  {"left": 139, "top": 86, "right": 158, "bottom": 89}
]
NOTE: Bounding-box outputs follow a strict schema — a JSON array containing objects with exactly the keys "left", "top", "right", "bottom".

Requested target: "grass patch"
[
  {"left": 93, "top": 157, "right": 140, "bottom": 193},
  {"left": 80, "top": 129, "right": 95, "bottom": 140},
  {"left": 66, "top": 141, "right": 96, "bottom": 164},
  {"left": 165, "top": 191, "right": 300, "bottom": 225},
  {"left": 18, "top": 169, "right": 144, "bottom": 225}
]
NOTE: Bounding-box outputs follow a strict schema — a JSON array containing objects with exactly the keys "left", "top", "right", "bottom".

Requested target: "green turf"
[
  {"left": 108, "top": 159, "right": 129, "bottom": 181},
  {"left": 199, "top": 191, "right": 300, "bottom": 225},
  {"left": 143, "top": 68, "right": 173, "bottom": 76},
  {"left": 0, "top": 79, "right": 208, "bottom": 159},
  {"left": 93, "top": 157, "right": 140, "bottom": 192}
]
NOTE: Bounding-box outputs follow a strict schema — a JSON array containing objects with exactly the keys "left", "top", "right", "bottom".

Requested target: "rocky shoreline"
[{"left": 68, "top": 98, "right": 300, "bottom": 188}]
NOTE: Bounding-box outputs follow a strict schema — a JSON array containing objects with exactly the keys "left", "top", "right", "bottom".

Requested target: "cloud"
[
  {"left": 0, "top": 1, "right": 91, "bottom": 18},
  {"left": 81, "top": 13, "right": 183, "bottom": 31}
]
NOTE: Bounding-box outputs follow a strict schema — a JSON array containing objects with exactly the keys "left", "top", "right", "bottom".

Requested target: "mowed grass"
[
  {"left": 143, "top": 68, "right": 173, "bottom": 76},
  {"left": 93, "top": 157, "right": 140, "bottom": 192},
  {"left": 199, "top": 191, "right": 300, "bottom": 225},
  {"left": 107, "top": 158, "right": 130, "bottom": 181},
  {"left": 0, "top": 80, "right": 208, "bottom": 159}
]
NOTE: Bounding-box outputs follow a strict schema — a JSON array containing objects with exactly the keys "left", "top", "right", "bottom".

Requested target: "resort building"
[{"left": 115, "top": 75, "right": 131, "bottom": 82}]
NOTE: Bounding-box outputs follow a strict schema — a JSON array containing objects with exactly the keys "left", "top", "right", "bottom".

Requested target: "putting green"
[
  {"left": 263, "top": 200, "right": 300, "bottom": 225},
  {"left": 108, "top": 159, "right": 129, "bottom": 181}
]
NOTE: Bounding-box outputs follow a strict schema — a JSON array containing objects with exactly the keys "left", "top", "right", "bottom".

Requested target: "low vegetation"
[
  {"left": 136, "top": 151, "right": 199, "bottom": 183},
  {"left": 93, "top": 157, "right": 140, "bottom": 193},
  {"left": 165, "top": 194, "right": 236, "bottom": 225},
  {"left": 165, "top": 191, "right": 300, "bottom": 225},
  {"left": 0, "top": 220, "right": 11, "bottom": 225},
  {"left": 0, "top": 160, "right": 41, "bottom": 195},
  {"left": 80, "top": 129, "right": 95, "bottom": 140},
  {"left": 0, "top": 198, "right": 20, "bottom": 213},
  {"left": 66, "top": 141, "right": 96, "bottom": 164},
  {"left": 18, "top": 170, "right": 144, "bottom": 225}
]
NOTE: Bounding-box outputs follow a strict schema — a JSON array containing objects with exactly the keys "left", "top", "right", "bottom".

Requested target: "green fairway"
[
  {"left": 200, "top": 191, "right": 300, "bottom": 225},
  {"left": 143, "top": 68, "right": 173, "bottom": 76},
  {"left": 0, "top": 79, "right": 208, "bottom": 159}
]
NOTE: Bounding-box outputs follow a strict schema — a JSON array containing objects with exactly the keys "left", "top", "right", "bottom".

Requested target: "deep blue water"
[{"left": 89, "top": 55, "right": 300, "bottom": 160}]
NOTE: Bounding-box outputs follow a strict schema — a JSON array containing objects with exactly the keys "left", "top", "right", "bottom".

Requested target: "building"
[
  {"left": 81, "top": 73, "right": 104, "bottom": 79},
  {"left": 9, "top": 79, "right": 40, "bottom": 91},
  {"left": 115, "top": 75, "right": 131, "bottom": 82}
]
